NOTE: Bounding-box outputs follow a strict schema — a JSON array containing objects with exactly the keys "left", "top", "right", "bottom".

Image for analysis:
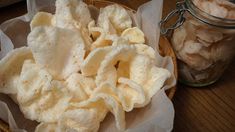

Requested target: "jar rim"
[{"left": 186, "top": 0, "right": 235, "bottom": 28}]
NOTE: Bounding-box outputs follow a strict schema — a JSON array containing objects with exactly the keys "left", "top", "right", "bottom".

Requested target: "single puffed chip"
[
  {"left": 121, "top": 27, "right": 145, "bottom": 44},
  {"left": 96, "top": 45, "right": 136, "bottom": 86},
  {"left": 134, "top": 44, "right": 156, "bottom": 60},
  {"left": 80, "top": 28, "right": 93, "bottom": 52},
  {"left": 70, "top": 100, "right": 108, "bottom": 127},
  {"left": 115, "top": 44, "right": 155, "bottom": 79},
  {"left": 0, "top": 47, "right": 33, "bottom": 94},
  {"left": 117, "top": 61, "right": 130, "bottom": 79},
  {"left": 129, "top": 55, "right": 152, "bottom": 87},
  {"left": 53, "top": 0, "right": 93, "bottom": 51},
  {"left": 54, "top": 0, "right": 92, "bottom": 29},
  {"left": 143, "top": 66, "right": 171, "bottom": 99},
  {"left": 196, "top": 29, "right": 223, "bottom": 43},
  {"left": 108, "top": 35, "right": 129, "bottom": 46},
  {"left": 172, "top": 26, "right": 186, "bottom": 51},
  {"left": 88, "top": 20, "right": 100, "bottom": 40},
  {"left": 182, "top": 40, "right": 202, "bottom": 54},
  {"left": 111, "top": 44, "right": 156, "bottom": 82},
  {"left": 117, "top": 78, "right": 146, "bottom": 112},
  {"left": 91, "top": 83, "right": 125, "bottom": 131},
  {"left": 30, "top": 12, "right": 53, "bottom": 30},
  {"left": 199, "top": 42, "right": 235, "bottom": 62},
  {"left": 88, "top": 21, "right": 128, "bottom": 50},
  {"left": 81, "top": 46, "right": 113, "bottom": 76},
  {"left": 58, "top": 109, "right": 101, "bottom": 132},
  {"left": 89, "top": 18, "right": 116, "bottom": 35},
  {"left": 209, "top": 41, "right": 235, "bottom": 62},
  {"left": 35, "top": 123, "right": 57, "bottom": 132},
  {"left": 88, "top": 22, "right": 113, "bottom": 50},
  {"left": 20, "top": 82, "right": 71, "bottom": 123},
  {"left": 27, "top": 26, "right": 86, "bottom": 79},
  {"left": 17, "top": 60, "right": 52, "bottom": 104},
  {"left": 201, "top": 0, "right": 228, "bottom": 18},
  {"left": 71, "top": 83, "right": 125, "bottom": 131},
  {"left": 128, "top": 54, "right": 171, "bottom": 106},
  {"left": 41, "top": 95, "right": 109, "bottom": 132},
  {"left": 197, "top": 37, "right": 212, "bottom": 47},
  {"left": 178, "top": 51, "right": 212, "bottom": 71},
  {"left": 100, "top": 17, "right": 117, "bottom": 34},
  {"left": 98, "top": 4, "right": 132, "bottom": 34},
  {"left": 65, "top": 73, "right": 96, "bottom": 100},
  {"left": 17, "top": 60, "right": 71, "bottom": 122},
  {"left": 178, "top": 41, "right": 212, "bottom": 70},
  {"left": 214, "top": 0, "right": 235, "bottom": 8}
]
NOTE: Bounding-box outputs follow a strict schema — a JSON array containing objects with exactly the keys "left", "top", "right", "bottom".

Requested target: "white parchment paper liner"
[{"left": 0, "top": 0, "right": 176, "bottom": 131}]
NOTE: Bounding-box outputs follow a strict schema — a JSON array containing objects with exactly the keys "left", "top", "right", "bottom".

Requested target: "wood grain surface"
[{"left": 1, "top": 0, "right": 235, "bottom": 132}]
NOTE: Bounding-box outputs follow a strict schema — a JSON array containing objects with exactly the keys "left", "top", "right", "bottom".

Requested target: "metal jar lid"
[{"left": 160, "top": 0, "right": 235, "bottom": 35}]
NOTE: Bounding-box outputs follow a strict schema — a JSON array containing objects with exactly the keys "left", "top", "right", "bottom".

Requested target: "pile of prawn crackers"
[{"left": 0, "top": 0, "right": 171, "bottom": 131}]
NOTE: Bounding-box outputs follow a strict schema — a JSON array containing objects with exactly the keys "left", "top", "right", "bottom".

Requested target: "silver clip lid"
[{"left": 159, "top": 1, "right": 188, "bottom": 35}]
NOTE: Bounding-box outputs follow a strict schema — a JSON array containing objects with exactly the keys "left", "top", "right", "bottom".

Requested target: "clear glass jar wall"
[{"left": 171, "top": 0, "right": 235, "bottom": 87}]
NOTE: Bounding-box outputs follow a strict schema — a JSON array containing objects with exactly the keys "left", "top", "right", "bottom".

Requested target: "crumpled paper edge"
[{"left": 0, "top": 0, "right": 176, "bottom": 132}]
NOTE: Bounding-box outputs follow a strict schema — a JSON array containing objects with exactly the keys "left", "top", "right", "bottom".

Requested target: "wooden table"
[{"left": 1, "top": 0, "right": 235, "bottom": 132}]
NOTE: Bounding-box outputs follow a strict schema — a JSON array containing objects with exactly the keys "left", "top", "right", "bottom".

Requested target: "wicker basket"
[
  {"left": 0, "top": 119, "right": 10, "bottom": 132},
  {"left": 0, "top": 0, "right": 177, "bottom": 131}
]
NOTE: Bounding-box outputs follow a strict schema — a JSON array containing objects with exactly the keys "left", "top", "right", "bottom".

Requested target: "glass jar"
[{"left": 160, "top": 0, "right": 235, "bottom": 87}]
